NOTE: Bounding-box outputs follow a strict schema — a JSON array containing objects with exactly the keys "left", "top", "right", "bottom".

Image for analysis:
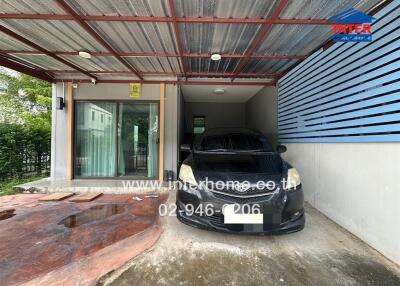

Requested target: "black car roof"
[{"left": 201, "top": 128, "right": 262, "bottom": 136}]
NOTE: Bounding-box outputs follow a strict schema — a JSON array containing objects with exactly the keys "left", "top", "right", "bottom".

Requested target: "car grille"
[
  {"left": 207, "top": 213, "right": 225, "bottom": 227},
  {"left": 228, "top": 185, "right": 276, "bottom": 196},
  {"left": 206, "top": 183, "right": 280, "bottom": 199},
  {"left": 212, "top": 192, "right": 272, "bottom": 204}
]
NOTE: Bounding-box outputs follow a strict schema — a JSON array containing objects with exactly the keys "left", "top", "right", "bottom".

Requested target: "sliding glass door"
[
  {"left": 74, "top": 102, "right": 159, "bottom": 179},
  {"left": 117, "top": 103, "right": 159, "bottom": 178}
]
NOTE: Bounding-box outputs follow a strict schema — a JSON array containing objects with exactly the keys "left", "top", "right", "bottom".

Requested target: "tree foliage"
[
  {"left": 0, "top": 70, "right": 52, "bottom": 124},
  {"left": 0, "top": 70, "right": 51, "bottom": 180}
]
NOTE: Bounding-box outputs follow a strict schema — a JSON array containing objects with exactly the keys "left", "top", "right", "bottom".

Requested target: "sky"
[{"left": 0, "top": 67, "right": 19, "bottom": 77}]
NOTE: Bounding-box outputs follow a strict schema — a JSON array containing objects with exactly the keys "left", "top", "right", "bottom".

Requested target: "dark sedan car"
[{"left": 176, "top": 128, "right": 304, "bottom": 234}]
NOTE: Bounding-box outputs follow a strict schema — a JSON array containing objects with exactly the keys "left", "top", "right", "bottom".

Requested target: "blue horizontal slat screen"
[{"left": 277, "top": 1, "right": 400, "bottom": 143}]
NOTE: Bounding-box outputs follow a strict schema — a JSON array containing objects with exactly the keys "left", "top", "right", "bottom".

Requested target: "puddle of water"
[
  {"left": 0, "top": 209, "right": 15, "bottom": 220},
  {"left": 59, "top": 204, "right": 125, "bottom": 228}
]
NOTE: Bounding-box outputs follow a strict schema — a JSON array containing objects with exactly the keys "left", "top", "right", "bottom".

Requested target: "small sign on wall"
[{"left": 130, "top": 83, "right": 142, "bottom": 98}]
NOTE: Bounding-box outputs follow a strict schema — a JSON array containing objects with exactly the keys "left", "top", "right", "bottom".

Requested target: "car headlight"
[
  {"left": 285, "top": 168, "right": 301, "bottom": 190},
  {"left": 179, "top": 164, "right": 198, "bottom": 186}
]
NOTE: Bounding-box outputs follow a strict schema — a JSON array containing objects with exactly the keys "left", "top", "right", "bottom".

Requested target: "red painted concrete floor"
[{"left": 0, "top": 193, "right": 167, "bottom": 286}]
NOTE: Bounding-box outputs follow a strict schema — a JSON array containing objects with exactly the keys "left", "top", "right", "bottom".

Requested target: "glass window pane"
[
  {"left": 193, "top": 116, "right": 205, "bottom": 134},
  {"left": 75, "top": 102, "right": 117, "bottom": 177}
]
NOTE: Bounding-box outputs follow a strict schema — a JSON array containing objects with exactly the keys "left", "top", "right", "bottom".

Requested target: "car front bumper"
[{"left": 176, "top": 183, "right": 305, "bottom": 234}]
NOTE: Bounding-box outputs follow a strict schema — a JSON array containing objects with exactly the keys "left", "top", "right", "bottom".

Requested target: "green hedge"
[{"left": 0, "top": 123, "right": 50, "bottom": 181}]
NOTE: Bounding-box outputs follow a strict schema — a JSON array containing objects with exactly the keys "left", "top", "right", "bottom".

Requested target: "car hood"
[{"left": 192, "top": 152, "right": 283, "bottom": 183}]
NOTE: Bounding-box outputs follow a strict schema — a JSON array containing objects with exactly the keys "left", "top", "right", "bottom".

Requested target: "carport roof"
[{"left": 0, "top": 0, "right": 384, "bottom": 85}]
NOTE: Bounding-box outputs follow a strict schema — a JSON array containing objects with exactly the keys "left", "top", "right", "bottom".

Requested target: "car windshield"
[{"left": 195, "top": 133, "right": 273, "bottom": 152}]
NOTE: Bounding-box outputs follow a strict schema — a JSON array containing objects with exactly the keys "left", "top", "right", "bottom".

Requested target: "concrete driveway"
[{"left": 102, "top": 193, "right": 400, "bottom": 286}]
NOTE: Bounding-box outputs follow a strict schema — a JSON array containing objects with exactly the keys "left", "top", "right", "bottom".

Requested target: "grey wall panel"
[
  {"left": 73, "top": 83, "right": 160, "bottom": 100},
  {"left": 164, "top": 84, "right": 178, "bottom": 178},
  {"left": 177, "top": 87, "right": 185, "bottom": 165},
  {"left": 51, "top": 83, "right": 68, "bottom": 179}
]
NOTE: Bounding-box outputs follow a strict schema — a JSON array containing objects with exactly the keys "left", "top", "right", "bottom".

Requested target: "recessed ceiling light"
[
  {"left": 213, "top": 88, "right": 225, "bottom": 94},
  {"left": 211, "top": 53, "right": 222, "bottom": 61},
  {"left": 78, "top": 51, "right": 91, "bottom": 59}
]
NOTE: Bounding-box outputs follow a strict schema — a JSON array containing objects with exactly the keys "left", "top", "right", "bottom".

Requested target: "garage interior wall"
[
  {"left": 51, "top": 83, "right": 179, "bottom": 180},
  {"left": 278, "top": 2, "right": 399, "bottom": 264},
  {"left": 181, "top": 85, "right": 278, "bottom": 148},
  {"left": 246, "top": 86, "right": 278, "bottom": 147},
  {"left": 183, "top": 102, "right": 246, "bottom": 133}
]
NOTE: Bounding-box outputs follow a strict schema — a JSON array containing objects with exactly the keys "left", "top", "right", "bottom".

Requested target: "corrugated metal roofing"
[
  {"left": 179, "top": 23, "right": 262, "bottom": 54},
  {"left": 257, "top": 0, "right": 383, "bottom": 54},
  {"left": 257, "top": 24, "right": 333, "bottom": 55},
  {"left": 61, "top": 55, "right": 129, "bottom": 72},
  {"left": 0, "top": 0, "right": 64, "bottom": 14},
  {"left": 89, "top": 21, "right": 177, "bottom": 54},
  {"left": 174, "top": 0, "right": 280, "bottom": 18},
  {"left": 0, "top": 0, "right": 385, "bottom": 81},
  {"left": 243, "top": 59, "right": 300, "bottom": 74},
  {"left": 11, "top": 54, "right": 74, "bottom": 70},
  {"left": 0, "top": 19, "right": 107, "bottom": 52},
  {"left": 66, "top": 0, "right": 279, "bottom": 18},
  {"left": 126, "top": 57, "right": 181, "bottom": 73},
  {"left": 67, "top": 0, "right": 169, "bottom": 17},
  {"left": 0, "top": 33, "right": 35, "bottom": 51},
  {"left": 187, "top": 57, "right": 241, "bottom": 73}
]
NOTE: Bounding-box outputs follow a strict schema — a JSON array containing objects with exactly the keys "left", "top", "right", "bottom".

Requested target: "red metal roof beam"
[
  {"left": 182, "top": 53, "right": 306, "bottom": 59},
  {"left": 54, "top": 0, "right": 143, "bottom": 80},
  {"left": 0, "top": 13, "right": 333, "bottom": 25},
  {"left": 0, "top": 55, "right": 54, "bottom": 82},
  {"left": 47, "top": 70, "right": 281, "bottom": 78},
  {"left": 55, "top": 79, "right": 275, "bottom": 86},
  {"left": 0, "top": 25, "right": 97, "bottom": 80},
  {"left": 0, "top": 49, "right": 306, "bottom": 60},
  {"left": 168, "top": 0, "right": 188, "bottom": 78},
  {"left": 231, "top": 0, "right": 289, "bottom": 81}
]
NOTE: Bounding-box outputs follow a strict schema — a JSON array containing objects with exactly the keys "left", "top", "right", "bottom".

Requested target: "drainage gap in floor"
[
  {"left": 0, "top": 209, "right": 15, "bottom": 220},
  {"left": 59, "top": 204, "right": 125, "bottom": 228}
]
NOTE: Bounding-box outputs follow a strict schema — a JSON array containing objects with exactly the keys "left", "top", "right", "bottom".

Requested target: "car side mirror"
[
  {"left": 180, "top": 144, "right": 192, "bottom": 153},
  {"left": 276, "top": 145, "right": 287, "bottom": 154}
]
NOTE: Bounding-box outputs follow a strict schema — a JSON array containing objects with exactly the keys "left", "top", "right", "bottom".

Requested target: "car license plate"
[{"left": 223, "top": 204, "right": 263, "bottom": 224}]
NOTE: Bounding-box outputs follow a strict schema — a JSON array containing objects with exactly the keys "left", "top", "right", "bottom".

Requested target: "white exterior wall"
[
  {"left": 282, "top": 143, "right": 400, "bottom": 264},
  {"left": 51, "top": 83, "right": 178, "bottom": 180}
]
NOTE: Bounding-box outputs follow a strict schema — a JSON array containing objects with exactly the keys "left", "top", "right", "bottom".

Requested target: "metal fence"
[{"left": 277, "top": 2, "right": 400, "bottom": 143}]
